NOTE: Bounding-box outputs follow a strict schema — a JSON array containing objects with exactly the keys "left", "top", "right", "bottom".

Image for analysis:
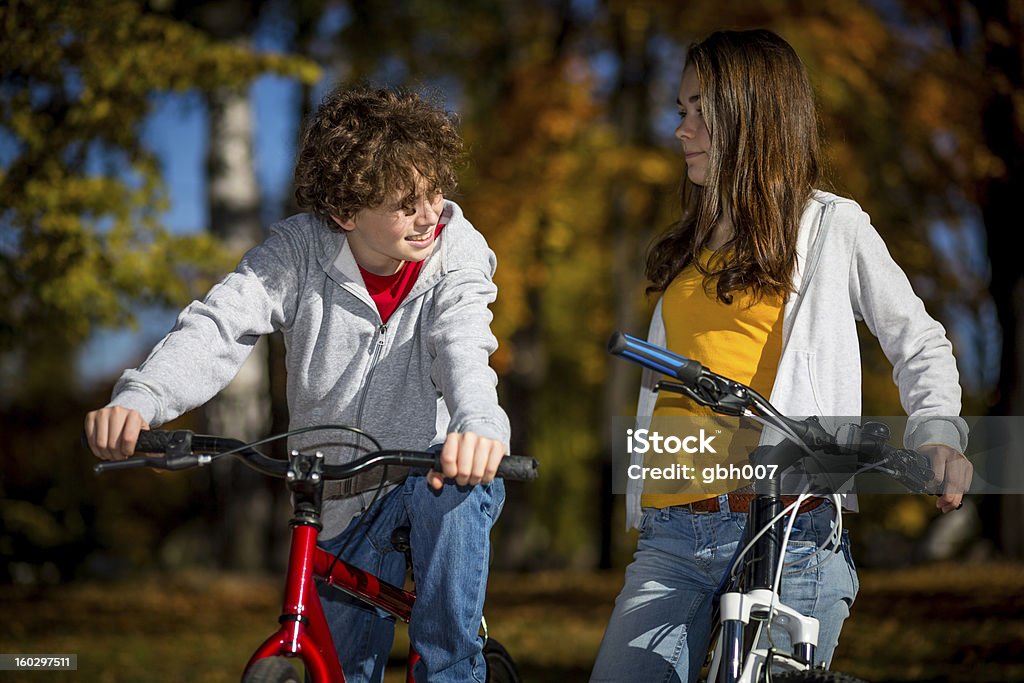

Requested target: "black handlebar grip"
[
  {"left": 497, "top": 455, "right": 539, "bottom": 481},
  {"left": 608, "top": 331, "right": 705, "bottom": 385},
  {"left": 80, "top": 429, "right": 176, "bottom": 454},
  {"left": 135, "top": 430, "right": 175, "bottom": 454}
]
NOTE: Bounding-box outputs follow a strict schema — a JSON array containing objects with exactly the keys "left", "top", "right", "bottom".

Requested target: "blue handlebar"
[{"left": 607, "top": 331, "right": 706, "bottom": 385}]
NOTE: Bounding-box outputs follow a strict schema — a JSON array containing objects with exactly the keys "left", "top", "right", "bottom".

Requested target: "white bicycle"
[{"left": 610, "top": 331, "right": 938, "bottom": 683}]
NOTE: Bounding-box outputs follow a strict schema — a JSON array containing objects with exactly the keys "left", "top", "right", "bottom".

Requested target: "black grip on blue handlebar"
[
  {"left": 497, "top": 455, "right": 539, "bottom": 481},
  {"left": 608, "top": 331, "right": 705, "bottom": 385}
]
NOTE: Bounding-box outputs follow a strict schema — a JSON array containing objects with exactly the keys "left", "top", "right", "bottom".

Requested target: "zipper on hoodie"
[
  {"left": 355, "top": 322, "right": 388, "bottom": 428},
  {"left": 351, "top": 322, "right": 387, "bottom": 509},
  {"left": 352, "top": 268, "right": 442, "bottom": 423}
]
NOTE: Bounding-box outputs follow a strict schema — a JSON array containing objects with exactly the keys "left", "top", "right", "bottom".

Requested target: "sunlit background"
[{"left": 2, "top": 1, "right": 1022, "bottom": 680}]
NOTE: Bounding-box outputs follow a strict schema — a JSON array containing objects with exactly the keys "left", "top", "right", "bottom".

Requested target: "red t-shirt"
[{"left": 358, "top": 223, "right": 446, "bottom": 323}]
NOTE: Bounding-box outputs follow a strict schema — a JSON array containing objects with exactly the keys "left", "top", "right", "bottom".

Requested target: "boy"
[{"left": 85, "top": 85, "right": 510, "bottom": 682}]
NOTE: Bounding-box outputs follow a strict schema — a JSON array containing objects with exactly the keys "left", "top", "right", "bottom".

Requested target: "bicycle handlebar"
[
  {"left": 90, "top": 429, "right": 539, "bottom": 481},
  {"left": 608, "top": 331, "right": 707, "bottom": 384},
  {"left": 608, "top": 330, "right": 937, "bottom": 495}
]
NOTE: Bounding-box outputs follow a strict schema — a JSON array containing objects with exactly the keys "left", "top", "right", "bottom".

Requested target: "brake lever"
[
  {"left": 654, "top": 377, "right": 753, "bottom": 417},
  {"left": 847, "top": 422, "right": 938, "bottom": 495},
  {"left": 162, "top": 430, "right": 201, "bottom": 470},
  {"left": 91, "top": 429, "right": 203, "bottom": 474},
  {"left": 886, "top": 447, "right": 939, "bottom": 495}
]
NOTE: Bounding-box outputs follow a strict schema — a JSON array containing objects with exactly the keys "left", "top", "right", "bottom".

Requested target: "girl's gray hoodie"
[
  {"left": 108, "top": 201, "right": 510, "bottom": 538},
  {"left": 626, "top": 190, "right": 969, "bottom": 528}
]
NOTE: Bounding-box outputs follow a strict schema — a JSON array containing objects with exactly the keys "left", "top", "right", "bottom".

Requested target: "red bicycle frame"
[
  {"left": 91, "top": 432, "right": 532, "bottom": 682},
  {"left": 243, "top": 519, "right": 419, "bottom": 682}
]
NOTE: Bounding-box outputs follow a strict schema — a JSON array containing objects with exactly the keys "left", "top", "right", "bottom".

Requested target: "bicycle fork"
[
  {"left": 710, "top": 486, "right": 820, "bottom": 682},
  {"left": 711, "top": 589, "right": 820, "bottom": 682},
  {"left": 245, "top": 521, "right": 344, "bottom": 682}
]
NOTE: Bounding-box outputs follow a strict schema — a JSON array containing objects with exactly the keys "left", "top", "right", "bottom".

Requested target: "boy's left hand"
[{"left": 428, "top": 432, "right": 506, "bottom": 490}]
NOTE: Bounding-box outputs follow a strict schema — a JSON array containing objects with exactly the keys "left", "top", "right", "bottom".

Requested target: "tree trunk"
[
  {"left": 598, "top": 4, "right": 658, "bottom": 569},
  {"left": 159, "top": 0, "right": 275, "bottom": 572},
  {"left": 202, "top": 86, "right": 274, "bottom": 571},
  {"left": 970, "top": 0, "right": 1024, "bottom": 559}
]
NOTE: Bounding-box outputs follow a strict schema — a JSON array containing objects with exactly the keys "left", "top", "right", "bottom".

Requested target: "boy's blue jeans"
[
  {"left": 317, "top": 472, "right": 505, "bottom": 683},
  {"left": 591, "top": 498, "right": 859, "bottom": 683}
]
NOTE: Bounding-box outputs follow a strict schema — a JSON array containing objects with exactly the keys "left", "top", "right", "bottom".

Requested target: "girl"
[{"left": 591, "top": 29, "right": 971, "bottom": 682}]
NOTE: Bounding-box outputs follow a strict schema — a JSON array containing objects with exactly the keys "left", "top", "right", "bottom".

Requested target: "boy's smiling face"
[{"left": 334, "top": 183, "right": 444, "bottom": 276}]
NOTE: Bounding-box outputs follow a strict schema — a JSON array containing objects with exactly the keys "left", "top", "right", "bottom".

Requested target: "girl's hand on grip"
[{"left": 919, "top": 444, "right": 973, "bottom": 513}]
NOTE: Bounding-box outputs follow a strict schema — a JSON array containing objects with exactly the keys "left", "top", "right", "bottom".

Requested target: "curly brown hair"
[{"left": 294, "top": 85, "right": 464, "bottom": 226}]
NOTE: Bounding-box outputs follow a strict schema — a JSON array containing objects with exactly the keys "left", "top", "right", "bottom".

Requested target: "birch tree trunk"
[{"left": 202, "top": 86, "right": 274, "bottom": 570}]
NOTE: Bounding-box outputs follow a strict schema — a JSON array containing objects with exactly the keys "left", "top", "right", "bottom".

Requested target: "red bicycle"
[{"left": 92, "top": 425, "right": 538, "bottom": 683}]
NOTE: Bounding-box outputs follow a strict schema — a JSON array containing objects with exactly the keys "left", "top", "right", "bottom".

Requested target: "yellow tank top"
[{"left": 641, "top": 248, "right": 784, "bottom": 507}]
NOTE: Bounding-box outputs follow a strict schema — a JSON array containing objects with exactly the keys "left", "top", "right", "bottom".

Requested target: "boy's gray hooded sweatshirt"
[
  {"left": 108, "top": 201, "right": 510, "bottom": 539},
  {"left": 625, "top": 191, "right": 969, "bottom": 529}
]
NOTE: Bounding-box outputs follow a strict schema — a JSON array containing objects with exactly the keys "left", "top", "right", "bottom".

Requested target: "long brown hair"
[{"left": 647, "top": 29, "right": 822, "bottom": 303}]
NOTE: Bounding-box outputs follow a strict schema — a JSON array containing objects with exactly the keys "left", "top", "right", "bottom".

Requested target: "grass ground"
[{"left": 1, "top": 563, "right": 1021, "bottom": 682}]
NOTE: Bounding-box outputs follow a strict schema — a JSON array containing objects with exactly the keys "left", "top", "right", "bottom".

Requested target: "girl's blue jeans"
[
  {"left": 591, "top": 498, "right": 859, "bottom": 683},
  {"left": 316, "top": 472, "right": 505, "bottom": 683}
]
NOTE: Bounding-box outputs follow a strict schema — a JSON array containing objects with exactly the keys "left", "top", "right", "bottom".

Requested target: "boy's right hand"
[{"left": 84, "top": 406, "right": 150, "bottom": 460}]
